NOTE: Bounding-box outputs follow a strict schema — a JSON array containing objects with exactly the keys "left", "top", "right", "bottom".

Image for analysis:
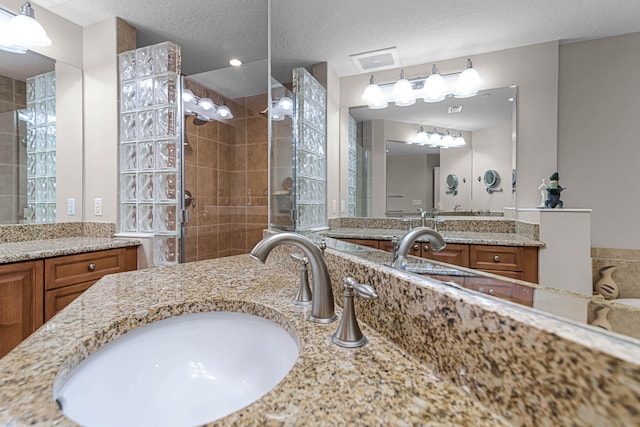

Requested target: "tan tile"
[
  {"left": 185, "top": 115, "right": 198, "bottom": 136},
  {"left": 14, "top": 81, "right": 25, "bottom": 107},
  {"left": 197, "top": 119, "right": 218, "bottom": 140},
  {"left": 247, "top": 142, "right": 268, "bottom": 171},
  {"left": 184, "top": 164, "right": 198, "bottom": 200},
  {"left": 0, "top": 75, "right": 13, "bottom": 102},
  {"left": 197, "top": 137, "right": 217, "bottom": 168},
  {"left": 197, "top": 166, "right": 217, "bottom": 198},
  {"left": 183, "top": 133, "right": 197, "bottom": 166},
  {"left": 0, "top": 133, "right": 16, "bottom": 165},
  {"left": 230, "top": 171, "right": 246, "bottom": 199},
  {"left": 234, "top": 119, "right": 247, "bottom": 145},
  {"left": 247, "top": 206, "right": 268, "bottom": 224},
  {"left": 218, "top": 143, "right": 231, "bottom": 171},
  {"left": 219, "top": 122, "right": 234, "bottom": 144},
  {"left": 0, "top": 165, "right": 16, "bottom": 196},
  {"left": 195, "top": 198, "right": 217, "bottom": 227},
  {"left": 247, "top": 116, "right": 268, "bottom": 144},
  {"left": 247, "top": 170, "right": 268, "bottom": 197},
  {"left": 245, "top": 93, "right": 268, "bottom": 117},
  {"left": 248, "top": 196, "right": 268, "bottom": 207},
  {"left": 232, "top": 144, "right": 247, "bottom": 171}
]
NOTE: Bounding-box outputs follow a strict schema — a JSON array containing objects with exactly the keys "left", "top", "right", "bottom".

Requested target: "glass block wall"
[
  {"left": 347, "top": 115, "right": 357, "bottom": 217},
  {"left": 25, "top": 71, "right": 56, "bottom": 223},
  {"left": 118, "top": 41, "right": 182, "bottom": 266},
  {"left": 293, "top": 67, "right": 327, "bottom": 230}
]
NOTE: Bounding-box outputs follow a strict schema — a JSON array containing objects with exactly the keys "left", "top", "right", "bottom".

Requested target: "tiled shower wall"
[
  {"left": 0, "top": 75, "right": 26, "bottom": 224},
  {"left": 183, "top": 80, "right": 268, "bottom": 262}
]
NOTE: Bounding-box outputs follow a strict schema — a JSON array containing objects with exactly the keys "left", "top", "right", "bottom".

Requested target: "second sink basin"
[{"left": 54, "top": 311, "right": 299, "bottom": 427}]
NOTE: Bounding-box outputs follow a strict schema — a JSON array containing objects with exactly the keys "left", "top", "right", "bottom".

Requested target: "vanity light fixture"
[
  {"left": 422, "top": 64, "right": 447, "bottom": 103},
  {"left": 453, "top": 59, "right": 483, "bottom": 98},
  {"left": 7, "top": 2, "right": 51, "bottom": 47},
  {"left": 0, "top": 7, "right": 26, "bottom": 53},
  {"left": 361, "top": 59, "right": 483, "bottom": 109},
  {"left": 182, "top": 89, "right": 234, "bottom": 122},
  {"left": 361, "top": 75, "right": 387, "bottom": 109},
  {"left": 270, "top": 95, "right": 295, "bottom": 121},
  {"left": 215, "top": 103, "right": 233, "bottom": 119},
  {"left": 452, "top": 131, "right": 467, "bottom": 146},
  {"left": 411, "top": 127, "right": 466, "bottom": 148},
  {"left": 391, "top": 70, "right": 416, "bottom": 106},
  {"left": 414, "top": 126, "right": 429, "bottom": 143},
  {"left": 229, "top": 58, "right": 242, "bottom": 67}
]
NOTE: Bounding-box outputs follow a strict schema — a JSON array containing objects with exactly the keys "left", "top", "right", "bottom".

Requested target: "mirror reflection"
[{"left": 347, "top": 86, "right": 516, "bottom": 217}]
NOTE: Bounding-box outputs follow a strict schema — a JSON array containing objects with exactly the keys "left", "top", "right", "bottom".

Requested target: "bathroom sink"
[{"left": 54, "top": 311, "right": 299, "bottom": 427}]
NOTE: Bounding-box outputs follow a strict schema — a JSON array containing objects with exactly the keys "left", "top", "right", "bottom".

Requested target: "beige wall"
[
  {"left": 339, "top": 41, "right": 559, "bottom": 212},
  {"left": 558, "top": 32, "right": 640, "bottom": 249},
  {"left": 82, "top": 18, "right": 120, "bottom": 223}
]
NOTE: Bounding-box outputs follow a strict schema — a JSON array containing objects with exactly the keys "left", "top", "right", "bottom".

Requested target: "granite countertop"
[
  {"left": 0, "top": 237, "right": 142, "bottom": 264},
  {"left": 0, "top": 255, "right": 506, "bottom": 426},
  {"left": 322, "top": 228, "right": 545, "bottom": 247}
]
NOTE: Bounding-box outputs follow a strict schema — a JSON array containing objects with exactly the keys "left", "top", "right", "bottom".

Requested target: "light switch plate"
[
  {"left": 94, "top": 198, "right": 103, "bottom": 216},
  {"left": 67, "top": 198, "right": 75, "bottom": 215}
]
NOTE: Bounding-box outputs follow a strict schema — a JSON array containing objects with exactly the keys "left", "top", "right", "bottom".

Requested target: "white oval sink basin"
[{"left": 54, "top": 311, "right": 299, "bottom": 427}]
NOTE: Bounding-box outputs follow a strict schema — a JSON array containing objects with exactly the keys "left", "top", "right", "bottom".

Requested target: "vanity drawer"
[
  {"left": 45, "top": 247, "right": 138, "bottom": 291},
  {"left": 45, "top": 282, "right": 93, "bottom": 321},
  {"left": 422, "top": 243, "right": 469, "bottom": 267},
  {"left": 470, "top": 245, "right": 538, "bottom": 283}
]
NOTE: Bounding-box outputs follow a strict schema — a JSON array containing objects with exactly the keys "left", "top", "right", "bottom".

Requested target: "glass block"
[
  {"left": 26, "top": 129, "right": 35, "bottom": 152},
  {"left": 25, "top": 203, "right": 35, "bottom": 222},
  {"left": 121, "top": 204, "right": 137, "bottom": 232},
  {"left": 35, "top": 152, "right": 46, "bottom": 177},
  {"left": 121, "top": 173, "right": 137, "bottom": 202},
  {"left": 154, "top": 203, "right": 177, "bottom": 233},
  {"left": 137, "top": 78, "right": 154, "bottom": 108},
  {"left": 45, "top": 152, "right": 56, "bottom": 176},
  {"left": 24, "top": 103, "right": 35, "bottom": 127},
  {"left": 121, "top": 81, "right": 137, "bottom": 112},
  {"left": 154, "top": 107, "right": 175, "bottom": 137},
  {"left": 156, "top": 140, "right": 177, "bottom": 170},
  {"left": 45, "top": 177, "right": 56, "bottom": 201},
  {"left": 155, "top": 172, "right": 177, "bottom": 202},
  {"left": 119, "top": 51, "right": 136, "bottom": 81},
  {"left": 27, "top": 179, "right": 35, "bottom": 201},
  {"left": 137, "top": 110, "right": 155, "bottom": 139},
  {"left": 45, "top": 203, "right": 56, "bottom": 222},
  {"left": 138, "top": 204, "right": 154, "bottom": 232},
  {"left": 153, "top": 74, "right": 177, "bottom": 106},
  {"left": 27, "top": 154, "right": 35, "bottom": 176},
  {"left": 121, "top": 143, "right": 137, "bottom": 171},
  {"left": 36, "top": 178, "right": 47, "bottom": 200},
  {"left": 35, "top": 74, "right": 46, "bottom": 99},
  {"left": 138, "top": 173, "right": 154, "bottom": 201},
  {"left": 26, "top": 78, "right": 36, "bottom": 103},
  {"left": 153, "top": 42, "right": 180, "bottom": 74},
  {"left": 35, "top": 127, "right": 46, "bottom": 152},
  {"left": 138, "top": 141, "right": 154, "bottom": 170},
  {"left": 46, "top": 72, "right": 56, "bottom": 97},
  {"left": 154, "top": 235, "right": 178, "bottom": 266},
  {"left": 45, "top": 126, "right": 56, "bottom": 151},
  {"left": 36, "top": 203, "right": 47, "bottom": 223},
  {"left": 136, "top": 46, "right": 154, "bottom": 76},
  {"left": 35, "top": 100, "right": 46, "bottom": 125},
  {"left": 45, "top": 98, "right": 56, "bottom": 124},
  {"left": 120, "top": 113, "right": 137, "bottom": 141}
]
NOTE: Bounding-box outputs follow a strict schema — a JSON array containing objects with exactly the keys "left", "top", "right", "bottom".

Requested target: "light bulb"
[
  {"left": 392, "top": 70, "right": 415, "bottom": 107},
  {"left": 8, "top": 3, "right": 51, "bottom": 47},
  {"left": 362, "top": 74, "right": 385, "bottom": 108},
  {"left": 428, "top": 128, "right": 442, "bottom": 145},
  {"left": 276, "top": 96, "right": 293, "bottom": 113},
  {"left": 453, "top": 59, "right": 483, "bottom": 98},
  {"left": 216, "top": 104, "right": 233, "bottom": 119},
  {"left": 198, "top": 97, "right": 215, "bottom": 111},
  {"left": 441, "top": 131, "right": 454, "bottom": 147},
  {"left": 453, "top": 132, "right": 466, "bottom": 146},
  {"left": 415, "top": 126, "right": 429, "bottom": 143},
  {"left": 182, "top": 89, "right": 195, "bottom": 103},
  {"left": 422, "top": 65, "right": 447, "bottom": 103}
]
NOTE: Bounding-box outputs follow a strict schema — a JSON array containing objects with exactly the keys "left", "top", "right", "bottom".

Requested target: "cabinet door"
[
  {"left": 421, "top": 243, "right": 469, "bottom": 267},
  {"left": 0, "top": 260, "right": 44, "bottom": 358},
  {"left": 45, "top": 282, "right": 94, "bottom": 322}
]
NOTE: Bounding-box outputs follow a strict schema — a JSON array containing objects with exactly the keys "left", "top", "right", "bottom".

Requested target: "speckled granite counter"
[
  {"left": 0, "top": 237, "right": 142, "bottom": 264},
  {"left": 322, "top": 228, "right": 545, "bottom": 247},
  {"left": 0, "top": 255, "right": 506, "bottom": 426}
]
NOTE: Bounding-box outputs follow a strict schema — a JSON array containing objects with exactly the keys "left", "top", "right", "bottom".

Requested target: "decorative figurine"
[
  {"left": 545, "top": 172, "right": 565, "bottom": 208},
  {"left": 537, "top": 178, "right": 547, "bottom": 208}
]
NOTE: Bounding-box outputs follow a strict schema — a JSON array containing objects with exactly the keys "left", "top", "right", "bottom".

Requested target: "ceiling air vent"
[
  {"left": 350, "top": 47, "right": 401, "bottom": 73},
  {"left": 448, "top": 105, "right": 463, "bottom": 114}
]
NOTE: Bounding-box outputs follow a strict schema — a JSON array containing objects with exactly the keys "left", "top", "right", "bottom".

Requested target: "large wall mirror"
[
  {"left": 347, "top": 86, "right": 516, "bottom": 217},
  {"left": 0, "top": 48, "right": 83, "bottom": 225}
]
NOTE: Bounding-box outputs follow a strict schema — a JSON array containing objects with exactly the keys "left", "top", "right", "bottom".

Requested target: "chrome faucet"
[
  {"left": 250, "top": 232, "right": 337, "bottom": 323},
  {"left": 391, "top": 226, "right": 446, "bottom": 268},
  {"left": 418, "top": 208, "right": 428, "bottom": 227},
  {"left": 453, "top": 204, "right": 463, "bottom": 212}
]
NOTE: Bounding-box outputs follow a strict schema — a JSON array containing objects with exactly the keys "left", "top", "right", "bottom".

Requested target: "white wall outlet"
[
  {"left": 332, "top": 199, "right": 337, "bottom": 215},
  {"left": 67, "top": 198, "right": 75, "bottom": 215},
  {"left": 412, "top": 199, "right": 422, "bottom": 206},
  {"left": 94, "top": 198, "right": 103, "bottom": 216}
]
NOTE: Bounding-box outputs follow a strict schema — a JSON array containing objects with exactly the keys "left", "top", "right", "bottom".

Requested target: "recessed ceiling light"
[{"left": 229, "top": 58, "right": 242, "bottom": 67}]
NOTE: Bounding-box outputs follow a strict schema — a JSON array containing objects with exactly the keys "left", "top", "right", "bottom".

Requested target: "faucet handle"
[
  {"left": 318, "top": 238, "right": 327, "bottom": 256},
  {"left": 290, "top": 253, "right": 312, "bottom": 306},
  {"left": 331, "top": 277, "right": 378, "bottom": 348}
]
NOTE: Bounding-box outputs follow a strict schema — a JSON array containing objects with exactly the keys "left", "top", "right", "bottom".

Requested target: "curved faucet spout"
[
  {"left": 250, "top": 232, "right": 337, "bottom": 323},
  {"left": 392, "top": 226, "right": 446, "bottom": 268}
]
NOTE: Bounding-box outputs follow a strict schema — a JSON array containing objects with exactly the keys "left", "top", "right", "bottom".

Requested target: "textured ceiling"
[{"left": 28, "top": 0, "right": 640, "bottom": 82}]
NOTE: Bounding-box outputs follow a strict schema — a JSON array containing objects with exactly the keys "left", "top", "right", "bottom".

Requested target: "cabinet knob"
[
  {"left": 88, "top": 263, "right": 96, "bottom": 272},
  {"left": 488, "top": 288, "right": 495, "bottom": 296},
  {"left": 493, "top": 255, "right": 500, "bottom": 263},
  {"left": 423, "top": 245, "right": 429, "bottom": 252},
  {"left": 413, "top": 244, "right": 419, "bottom": 251}
]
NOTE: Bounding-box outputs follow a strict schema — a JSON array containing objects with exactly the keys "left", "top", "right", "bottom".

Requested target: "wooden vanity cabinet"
[
  {"left": 44, "top": 247, "right": 137, "bottom": 321},
  {"left": 340, "top": 238, "right": 380, "bottom": 249},
  {"left": 0, "top": 261, "right": 44, "bottom": 358},
  {"left": 421, "top": 243, "right": 470, "bottom": 267},
  {"left": 0, "top": 246, "right": 138, "bottom": 357},
  {"left": 469, "top": 245, "right": 538, "bottom": 283}
]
